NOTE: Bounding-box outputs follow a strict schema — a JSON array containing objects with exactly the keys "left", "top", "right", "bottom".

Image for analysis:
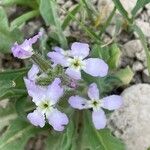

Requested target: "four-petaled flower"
[
  {"left": 69, "top": 83, "right": 123, "bottom": 129},
  {"left": 24, "top": 65, "right": 69, "bottom": 131},
  {"left": 11, "top": 32, "right": 42, "bottom": 59},
  {"left": 48, "top": 42, "right": 108, "bottom": 80}
]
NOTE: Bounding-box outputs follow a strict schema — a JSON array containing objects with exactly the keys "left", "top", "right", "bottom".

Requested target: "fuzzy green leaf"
[
  {"left": 82, "top": 66, "right": 133, "bottom": 96},
  {"left": 0, "top": 119, "right": 42, "bottom": 150},
  {"left": 0, "top": 104, "right": 16, "bottom": 131},
  {"left": 0, "top": 28, "right": 23, "bottom": 53},
  {"left": 81, "top": 111, "right": 126, "bottom": 150},
  {"left": 0, "top": 68, "right": 27, "bottom": 100},
  {"left": 45, "top": 119, "right": 77, "bottom": 150},
  {"left": 91, "top": 43, "right": 121, "bottom": 71}
]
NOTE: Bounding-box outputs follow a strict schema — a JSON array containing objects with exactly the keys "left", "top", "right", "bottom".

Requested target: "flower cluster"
[{"left": 11, "top": 33, "right": 123, "bottom": 131}]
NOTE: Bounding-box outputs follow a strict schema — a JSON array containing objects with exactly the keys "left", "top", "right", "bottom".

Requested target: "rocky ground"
[{"left": 0, "top": 0, "right": 150, "bottom": 150}]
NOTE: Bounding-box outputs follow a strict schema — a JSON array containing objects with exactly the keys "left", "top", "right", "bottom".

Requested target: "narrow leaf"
[
  {"left": 0, "top": 0, "right": 38, "bottom": 8},
  {"left": 40, "top": 0, "right": 68, "bottom": 49},
  {"left": 133, "top": 24, "right": 150, "bottom": 75},
  {"left": 62, "top": 4, "right": 81, "bottom": 30},
  {"left": 10, "top": 10, "right": 39, "bottom": 29},
  {"left": 112, "top": 0, "right": 132, "bottom": 23},
  {"left": 132, "top": 0, "right": 150, "bottom": 16}
]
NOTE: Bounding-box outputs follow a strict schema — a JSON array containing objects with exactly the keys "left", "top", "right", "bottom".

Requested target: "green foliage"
[
  {"left": 0, "top": 119, "right": 42, "bottom": 150},
  {"left": 91, "top": 43, "right": 121, "bottom": 71},
  {"left": 0, "top": 104, "right": 17, "bottom": 131},
  {"left": 45, "top": 119, "right": 77, "bottom": 150},
  {"left": 82, "top": 72, "right": 121, "bottom": 96},
  {"left": 45, "top": 111, "right": 125, "bottom": 150},
  {"left": 115, "top": 66, "right": 134, "bottom": 85},
  {"left": 1, "top": 0, "right": 148, "bottom": 149},
  {"left": 0, "top": 0, "right": 38, "bottom": 8},
  {"left": 99, "top": 7, "right": 116, "bottom": 36},
  {"left": 10, "top": 10, "right": 39, "bottom": 30},
  {"left": 62, "top": 4, "right": 81, "bottom": 30},
  {"left": 0, "top": 7, "right": 23, "bottom": 53},
  {"left": 112, "top": 0, "right": 132, "bottom": 23},
  {"left": 81, "top": 0, "right": 98, "bottom": 22},
  {"left": 132, "top": 0, "right": 150, "bottom": 17},
  {"left": 0, "top": 7, "right": 9, "bottom": 28},
  {"left": 0, "top": 68, "right": 27, "bottom": 100},
  {"left": 132, "top": 24, "right": 150, "bottom": 76},
  {"left": 82, "top": 64, "right": 133, "bottom": 96},
  {"left": 84, "top": 43, "right": 134, "bottom": 95},
  {"left": 81, "top": 111, "right": 125, "bottom": 150},
  {"left": 40, "top": 0, "right": 68, "bottom": 49}
]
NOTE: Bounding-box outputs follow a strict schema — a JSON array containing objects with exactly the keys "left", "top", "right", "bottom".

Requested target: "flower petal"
[
  {"left": 88, "top": 83, "right": 99, "bottom": 100},
  {"left": 83, "top": 58, "right": 108, "bottom": 77},
  {"left": 92, "top": 109, "right": 107, "bottom": 129},
  {"left": 65, "top": 68, "right": 81, "bottom": 80},
  {"left": 27, "top": 110, "right": 45, "bottom": 128},
  {"left": 47, "top": 109, "right": 69, "bottom": 131},
  {"left": 71, "top": 42, "right": 90, "bottom": 58},
  {"left": 52, "top": 46, "right": 64, "bottom": 53},
  {"left": 47, "top": 52, "right": 68, "bottom": 67},
  {"left": 28, "top": 31, "right": 43, "bottom": 45},
  {"left": 11, "top": 42, "right": 33, "bottom": 59},
  {"left": 47, "top": 78, "right": 64, "bottom": 104},
  {"left": 24, "top": 78, "right": 46, "bottom": 103},
  {"left": 102, "top": 95, "right": 123, "bottom": 110},
  {"left": 28, "top": 64, "right": 39, "bottom": 81},
  {"left": 11, "top": 32, "right": 42, "bottom": 59},
  {"left": 69, "top": 96, "right": 87, "bottom": 109}
]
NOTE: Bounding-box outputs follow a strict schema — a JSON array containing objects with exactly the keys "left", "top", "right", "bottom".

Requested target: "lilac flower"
[
  {"left": 69, "top": 83, "right": 123, "bottom": 129},
  {"left": 48, "top": 42, "right": 108, "bottom": 80},
  {"left": 24, "top": 66, "right": 69, "bottom": 131},
  {"left": 11, "top": 32, "right": 43, "bottom": 59}
]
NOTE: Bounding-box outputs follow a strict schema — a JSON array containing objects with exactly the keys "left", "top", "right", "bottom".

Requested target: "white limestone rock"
[{"left": 108, "top": 84, "right": 150, "bottom": 150}]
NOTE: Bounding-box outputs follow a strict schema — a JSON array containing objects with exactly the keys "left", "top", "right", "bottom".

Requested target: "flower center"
[
  {"left": 73, "top": 60, "right": 80, "bottom": 67},
  {"left": 68, "top": 57, "right": 85, "bottom": 70},
  {"left": 88, "top": 99, "right": 102, "bottom": 111},
  {"left": 92, "top": 101, "right": 98, "bottom": 106},
  {"left": 43, "top": 103, "right": 49, "bottom": 108},
  {"left": 38, "top": 100, "right": 53, "bottom": 115}
]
